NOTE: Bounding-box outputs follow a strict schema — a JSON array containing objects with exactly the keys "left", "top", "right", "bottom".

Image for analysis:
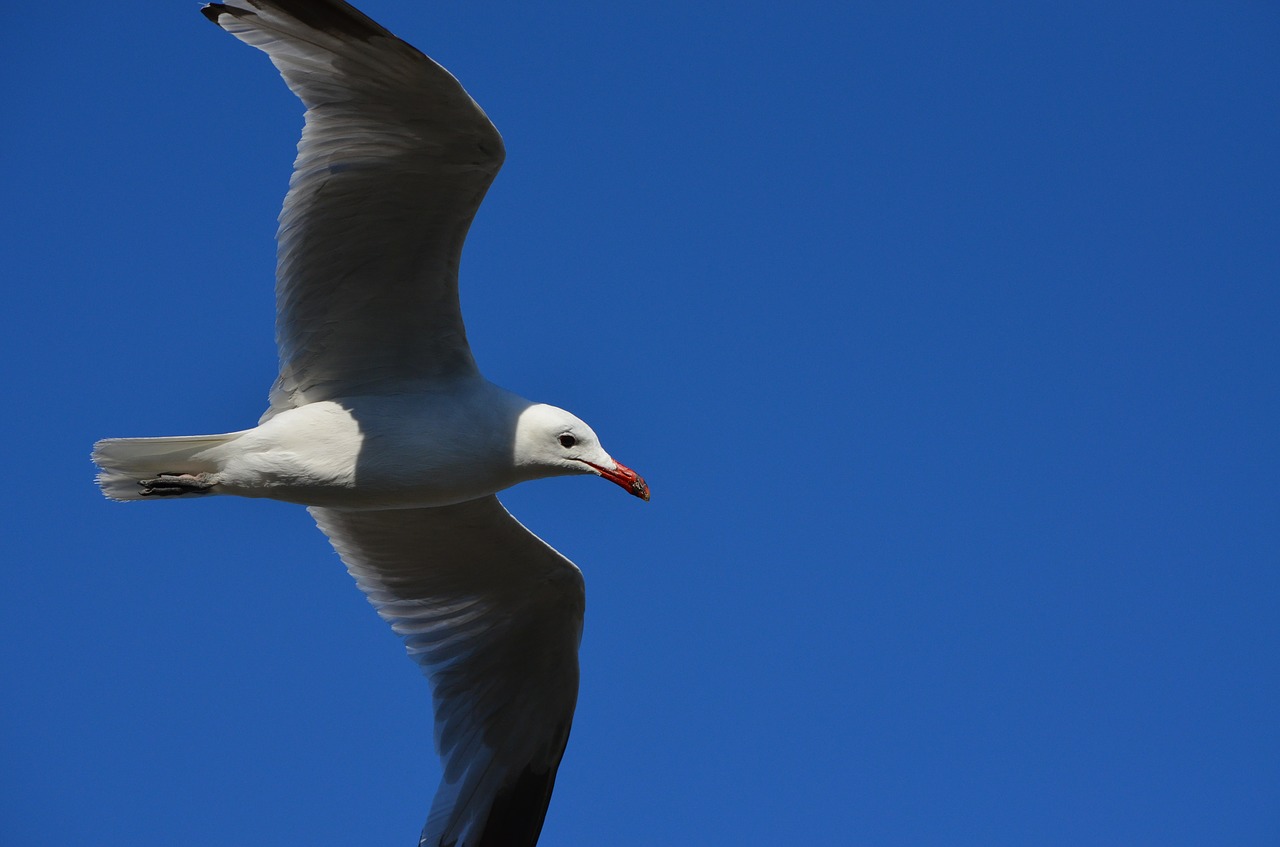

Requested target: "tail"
[{"left": 92, "top": 432, "right": 245, "bottom": 501}]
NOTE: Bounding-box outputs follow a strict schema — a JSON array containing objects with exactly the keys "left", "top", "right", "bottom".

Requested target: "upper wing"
[
  {"left": 202, "top": 1, "right": 504, "bottom": 416},
  {"left": 310, "top": 497, "right": 585, "bottom": 847}
]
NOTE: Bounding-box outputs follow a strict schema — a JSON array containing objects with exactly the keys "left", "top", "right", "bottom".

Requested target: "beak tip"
[{"left": 587, "top": 459, "right": 650, "bottom": 501}]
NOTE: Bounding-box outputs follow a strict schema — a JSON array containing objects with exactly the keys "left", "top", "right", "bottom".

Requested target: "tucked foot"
[{"left": 138, "top": 473, "right": 215, "bottom": 497}]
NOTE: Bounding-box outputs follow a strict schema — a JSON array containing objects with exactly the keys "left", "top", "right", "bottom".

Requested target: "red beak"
[{"left": 583, "top": 459, "right": 650, "bottom": 501}]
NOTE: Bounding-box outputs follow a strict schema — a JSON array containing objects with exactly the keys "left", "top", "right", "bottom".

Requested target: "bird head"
[{"left": 514, "top": 404, "right": 649, "bottom": 500}]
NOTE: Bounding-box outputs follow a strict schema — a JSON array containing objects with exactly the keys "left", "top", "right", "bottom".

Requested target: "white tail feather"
[{"left": 92, "top": 432, "right": 245, "bottom": 501}]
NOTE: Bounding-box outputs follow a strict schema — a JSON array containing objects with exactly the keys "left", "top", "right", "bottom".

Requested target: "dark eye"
[{"left": 558, "top": 434, "right": 577, "bottom": 448}]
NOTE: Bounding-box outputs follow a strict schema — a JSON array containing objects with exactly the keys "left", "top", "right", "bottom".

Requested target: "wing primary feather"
[
  {"left": 201, "top": 0, "right": 389, "bottom": 40},
  {"left": 472, "top": 736, "right": 570, "bottom": 847}
]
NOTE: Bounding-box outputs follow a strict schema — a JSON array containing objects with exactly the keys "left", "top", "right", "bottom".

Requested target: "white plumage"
[{"left": 92, "top": 2, "right": 648, "bottom": 845}]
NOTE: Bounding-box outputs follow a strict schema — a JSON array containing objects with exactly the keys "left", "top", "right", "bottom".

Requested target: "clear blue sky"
[{"left": 3, "top": 1, "right": 1278, "bottom": 844}]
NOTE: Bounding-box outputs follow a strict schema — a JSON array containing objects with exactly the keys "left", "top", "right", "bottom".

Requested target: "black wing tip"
[
  {"left": 200, "top": 4, "right": 247, "bottom": 26},
  {"left": 471, "top": 763, "right": 561, "bottom": 847},
  {"left": 201, "top": 0, "right": 391, "bottom": 41}
]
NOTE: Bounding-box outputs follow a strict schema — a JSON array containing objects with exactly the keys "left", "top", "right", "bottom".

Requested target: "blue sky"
[{"left": 3, "top": 1, "right": 1278, "bottom": 844}]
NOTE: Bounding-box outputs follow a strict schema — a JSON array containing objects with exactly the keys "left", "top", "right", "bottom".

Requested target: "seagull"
[{"left": 91, "top": 1, "right": 648, "bottom": 845}]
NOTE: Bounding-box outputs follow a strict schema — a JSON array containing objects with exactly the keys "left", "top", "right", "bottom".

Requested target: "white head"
[{"left": 513, "top": 404, "right": 649, "bottom": 500}]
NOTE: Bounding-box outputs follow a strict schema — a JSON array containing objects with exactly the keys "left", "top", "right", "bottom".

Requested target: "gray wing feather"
[
  {"left": 203, "top": 1, "right": 505, "bottom": 417},
  {"left": 310, "top": 497, "right": 585, "bottom": 847}
]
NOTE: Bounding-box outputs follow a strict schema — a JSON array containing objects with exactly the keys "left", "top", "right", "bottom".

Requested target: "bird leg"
[{"left": 138, "top": 473, "right": 215, "bottom": 497}]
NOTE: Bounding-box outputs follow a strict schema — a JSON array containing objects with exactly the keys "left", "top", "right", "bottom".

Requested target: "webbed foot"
[{"left": 138, "top": 473, "right": 215, "bottom": 497}]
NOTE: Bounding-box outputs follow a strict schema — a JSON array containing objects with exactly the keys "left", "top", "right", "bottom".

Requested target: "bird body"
[
  {"left": 91, "top": 1, "right": 647, "bottom": 845},
  {"left": 98, "top": 385, "right": 611, "bottom": 510}
]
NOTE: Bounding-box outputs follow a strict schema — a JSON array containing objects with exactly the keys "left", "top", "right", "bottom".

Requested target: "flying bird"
[{"left": 92, "top": 1, "right": 648, "bottom": 845}]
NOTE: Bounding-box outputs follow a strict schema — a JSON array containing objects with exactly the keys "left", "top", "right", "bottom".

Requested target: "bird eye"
[{"left": 558, "top": 434, "right": 577, "bottom": 448}]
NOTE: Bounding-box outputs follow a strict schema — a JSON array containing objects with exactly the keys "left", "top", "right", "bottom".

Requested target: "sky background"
[{"left": 3, "top": 1, "right": 1279, "bottom": 844}]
